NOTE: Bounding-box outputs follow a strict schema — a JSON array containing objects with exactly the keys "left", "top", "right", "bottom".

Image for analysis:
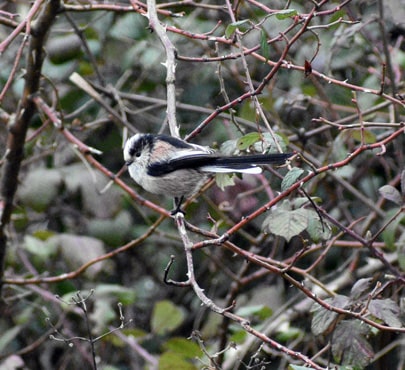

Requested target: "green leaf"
[
  {"left": 237, "top": 132, "right": 261, "bottom": 150},
  {"left": 239, "top": 100, "right": 256, "bottom": 122},
  {"left": 229, "top": 328, "right": 247, "bottom": 343},
  {"left": 87, "top": 211, "right": 132, "bottom": 246},
  {"left": 32, "top": 229, "right": 55, "bottom": 241},
  {"left": 158, "top": 352, "right": 197, "bottom": 370},
  {"left": 93, "top": 284, "right": 137, "bottom": 305},
  {"left": 110, "top": 13, "right": 149, "bottom": 40},
  {"left": 329, "top": 9, "right": 347, "bottom": 24},
  {"left": 215, "top": 173, "right": 236, "bottom": 190},
  {"left": 350, "top": 129, "right": 377, "bottom": 144},
  {"left": 50, "top": 234, "right": 106, "bottom": 278},
  {"left": 18, "top": 168, "right": 63, "bottom": 212},
  {"left": 47, "top": 35, "right": 83, "bottom": 64},
  {"left": 290, "top": 197, "right": 321, "bottom": 209},
  {"left": 24, "top": 235, "right": 58, "bottom": 259},
  {"left": 276, "top": 326, "right": 303, "bottom": 342},
  {"left": 220, "top": 139, "right": 238, "bottom": 155},
  {"left": 225, "top": 20, "right": 249, "bottom": 38},
  {"left": 378, "top": 185, "right": 403, "bottom": 205},
  {"left": 368, "top": 299, "right": 402, "bottom": 327},
  {"left": 90, "top": 298, "right": 117, "bottom": 333},
  {"left": 151, "top": 300, "right": 185, "bottom": 335},
  {"left": 236, "top": 305, "right": 273, "bottom": 321},
  {"left": 253, "top": 132, "right": 288, "bottom": 153},
  {"left": 106, "top": 328, "right": 147, "bottom": 347},
  {"left": 260, "top": 29, "right": 270, "bottom": 61},
  {"left": 164, "top": 338, "right": 202, "bottom": 359},
  {"left": 332, "top": 320, "right": 374, "bottom": 368},
  {"left": 263, "top": 208, "right": 309, "bottom": 242},
  {"left": 311, "top": 295, "right": 349, "bottom": 336},
  {"left": 306, "top": 210, "right": 332, "bottom": 242},
  {"left": 350, "top": 278, "right": 372, "bottom": 300},
  {"left": 275, "top": 9, "right": 298, "bottom": 20},
  {"left": 281, "top": 167, "right": 305, "bottom": 191},
  {"left": 381, "top": 208, "right": 405, "bottom": 250}
]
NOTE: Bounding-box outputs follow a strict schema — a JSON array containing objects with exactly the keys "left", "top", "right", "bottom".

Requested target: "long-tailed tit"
[{"left": 123, "top": 133, "right": 291, "bottom": 214}]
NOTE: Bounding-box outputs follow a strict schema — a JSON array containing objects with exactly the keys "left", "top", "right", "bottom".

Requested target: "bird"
[{"left": 123, "top": 133, "right": 291, "bottom": 214}]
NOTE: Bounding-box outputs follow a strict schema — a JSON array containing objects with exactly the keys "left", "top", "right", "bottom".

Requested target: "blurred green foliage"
[{"left": 0, "top": 1, "right": 404, "bottom": 369}]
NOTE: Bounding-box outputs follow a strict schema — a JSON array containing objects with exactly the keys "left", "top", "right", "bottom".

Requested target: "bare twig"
[{"left": 144, "top": 0, "right": 179, "bottom": 137}]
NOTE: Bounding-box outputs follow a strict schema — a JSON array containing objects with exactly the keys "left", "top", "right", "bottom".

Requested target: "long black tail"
[
  {"left": 148, "top": 153, "right": 292, "bottom": 176},
  {"left": 211, "top": 153, "right": 292, "bottom": 166}
]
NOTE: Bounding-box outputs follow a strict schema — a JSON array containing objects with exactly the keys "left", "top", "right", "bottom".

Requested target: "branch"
[
  {"left": 218, "top": 126, "right": 405, "bottom": 239},
  {"left": 143, "top": 0, "right": 179, "bottom": 137},
  {"left": 0, "top": 0, "right": 61, "bottom": 290},
  {"left": 0, "top": 0, "right": 42, "bottom": 53},
  {"left": 173, "top": 213, "right": 324, "bottom": 369}
]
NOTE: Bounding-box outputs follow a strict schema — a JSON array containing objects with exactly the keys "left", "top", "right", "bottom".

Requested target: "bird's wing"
[
  {"left": 148, "top": 152, "right": 292, "bottom": 176},
  {"left": 148, "top": 152, "right": 220, "bottom": 176},
  {"left": 147, "top": 152, "right": 270, "bottom": 176}
]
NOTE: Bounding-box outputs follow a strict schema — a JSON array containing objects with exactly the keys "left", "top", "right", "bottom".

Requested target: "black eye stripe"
[
  {"left": 128, "top": 134, "right": 155, "bottom": 159},
  {"left": 129, "top": 149, "right": 141, "bottom": 157}
]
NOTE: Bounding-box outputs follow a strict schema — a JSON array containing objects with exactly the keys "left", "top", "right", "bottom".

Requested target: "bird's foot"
[{"left": 171, "top": 196, "right": 185, "bottom": 216}]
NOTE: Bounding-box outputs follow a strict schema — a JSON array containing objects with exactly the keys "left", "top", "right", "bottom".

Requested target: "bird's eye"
[{"left": 135, "top": 151, "right": 141, "bottom": 157}]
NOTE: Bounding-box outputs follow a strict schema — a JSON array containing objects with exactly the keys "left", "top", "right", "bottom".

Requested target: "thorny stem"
[{"left": 172, "top": 213, "right": 326, "bottom": 369}]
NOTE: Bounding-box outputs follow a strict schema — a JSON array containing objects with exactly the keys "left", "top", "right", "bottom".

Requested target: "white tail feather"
[{"left": 200, "top": 166, "right": 262, "bottom": 174}]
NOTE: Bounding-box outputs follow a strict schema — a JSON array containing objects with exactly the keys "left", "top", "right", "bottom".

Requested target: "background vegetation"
[{"left": 0, "top": 1, "right": 404, "bottom": 369}]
